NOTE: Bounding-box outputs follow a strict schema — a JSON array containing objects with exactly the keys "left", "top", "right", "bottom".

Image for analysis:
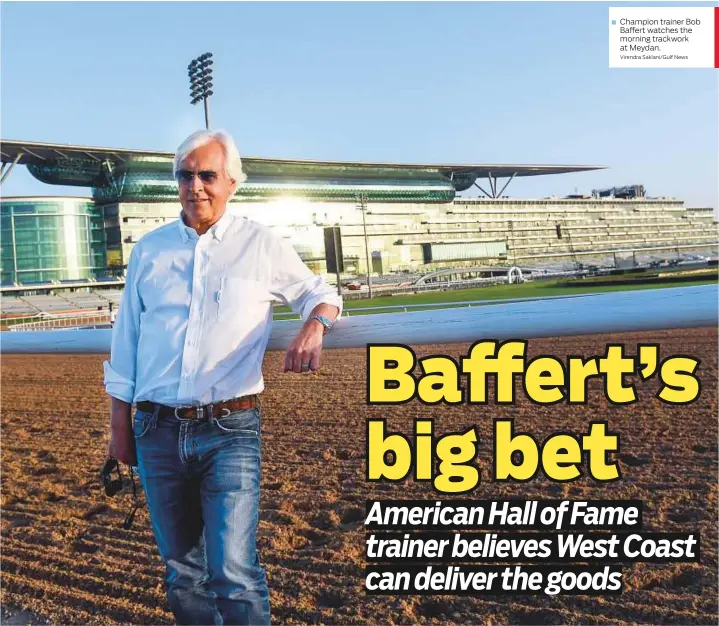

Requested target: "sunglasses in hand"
[{"left": 100, "top": 457, "right": 141, "bottom": 530}]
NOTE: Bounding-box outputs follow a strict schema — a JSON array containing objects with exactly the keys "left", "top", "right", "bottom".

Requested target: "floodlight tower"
[{"left": 188, "top": 52, "right": 214, "bottom": 129}]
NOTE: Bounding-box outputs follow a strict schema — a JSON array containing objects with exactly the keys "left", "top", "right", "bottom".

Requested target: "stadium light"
[{"left": 187, "top": 52, "right": 214, "bottom": 129}]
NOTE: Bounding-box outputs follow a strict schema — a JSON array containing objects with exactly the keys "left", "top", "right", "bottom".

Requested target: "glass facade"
[
  {"left": 29, "top": 156, "right": 456, "bottom": 205},
  {"left": 0, "top": 198, "right": 106, "bottom": 284}
]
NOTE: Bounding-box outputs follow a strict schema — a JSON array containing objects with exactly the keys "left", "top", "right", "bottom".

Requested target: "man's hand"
[
  {"left": 283, "top": 319, "right": 325, "bottom": 373},
  {"left": 283, "top": 304, "right": 339, "bottom": 373},
  {"left": 107, "top": 397, "right": 137, "bottom": 466}
]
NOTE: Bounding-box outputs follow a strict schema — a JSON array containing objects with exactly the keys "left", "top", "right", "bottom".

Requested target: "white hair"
[{"left": 173, "top": 129, "right": 247, "bottom": 189}]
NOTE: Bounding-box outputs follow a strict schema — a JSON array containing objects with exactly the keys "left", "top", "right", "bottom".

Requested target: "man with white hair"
[{"left": 104, "top": 129, "right": 341, "bottom": 625}]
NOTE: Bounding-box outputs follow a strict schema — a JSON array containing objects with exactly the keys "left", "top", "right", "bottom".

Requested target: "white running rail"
[{"left": 1, "top": 285, "right": 716, "bottom": 354}]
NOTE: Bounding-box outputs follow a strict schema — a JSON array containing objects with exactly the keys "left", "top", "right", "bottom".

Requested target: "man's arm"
[
  {"left": 104, "top": 246, "right": 143, "bottom": 463},
  {"left": 107, "top": 397, "right": 136, "bottom": 465},
  {"left": 267, "top": 233, "right": 343, "bottom": 373},
  {"left": 283, "top": 303, "right": 340, "bottom": 373}
]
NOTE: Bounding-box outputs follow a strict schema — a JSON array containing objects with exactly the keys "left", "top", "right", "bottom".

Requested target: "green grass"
[
  {"left": 558, "top": 268, "right": 717, "bottom": 287},
  {"left": 273, "top": 276, "right": 718, "bottom": 316}
]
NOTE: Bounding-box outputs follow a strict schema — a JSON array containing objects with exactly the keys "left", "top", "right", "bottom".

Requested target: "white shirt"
[{"left": 103, "top": 210, "right": 342, "bottom": 406}]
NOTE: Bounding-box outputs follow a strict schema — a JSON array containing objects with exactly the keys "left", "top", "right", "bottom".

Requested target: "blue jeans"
[{"left": 133, "top": 406, "right": 271, "bottom": 626}]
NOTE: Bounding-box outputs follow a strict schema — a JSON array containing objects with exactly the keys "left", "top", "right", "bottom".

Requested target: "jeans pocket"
[
  {"left": 213, "top": 408, "right": 260, "bottom": 435},
  {"left": 133, "top": 410, "right": 153, "bottom": 440}
]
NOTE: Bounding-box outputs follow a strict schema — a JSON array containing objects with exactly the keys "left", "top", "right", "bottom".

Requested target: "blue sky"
[{"left": 1, "top": 1, "right": 717, "bottom": 209}]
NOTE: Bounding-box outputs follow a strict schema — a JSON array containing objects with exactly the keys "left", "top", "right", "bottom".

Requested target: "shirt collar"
[
  {"left": 178, "top": 213, "right": 195, "bottom": 243},
  {"left": 178, "top": 208, "right": 233, "bottom": 243},
  {"left": 210, "top": 209, "right": 233, "bottom": 241}
]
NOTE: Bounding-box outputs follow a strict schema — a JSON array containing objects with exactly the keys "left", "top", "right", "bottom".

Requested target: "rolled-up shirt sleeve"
[
  {"left": 103, "top": 245, "right": 143, "bottom": 402},
  {"left": 268, "top": 235, "right": 343, "bottom": 321}
]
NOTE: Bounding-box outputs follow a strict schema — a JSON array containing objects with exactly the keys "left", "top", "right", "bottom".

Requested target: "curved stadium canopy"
[{"left": 1, "top": 139, "right": 604, "bottom": 204}]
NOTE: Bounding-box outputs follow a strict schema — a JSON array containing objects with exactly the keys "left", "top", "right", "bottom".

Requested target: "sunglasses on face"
[{"left": 175, "top": 170, "right": 219, "bottom": 184}]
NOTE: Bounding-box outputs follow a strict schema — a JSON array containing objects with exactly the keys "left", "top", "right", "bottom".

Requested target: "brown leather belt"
[{"left": 137, "top": 395, "right": 258, "bottom": 421}]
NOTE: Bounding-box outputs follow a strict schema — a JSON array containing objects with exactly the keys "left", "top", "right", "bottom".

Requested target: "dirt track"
[{"left": 1, "top": 328, "right": 717, "bottom": 625}]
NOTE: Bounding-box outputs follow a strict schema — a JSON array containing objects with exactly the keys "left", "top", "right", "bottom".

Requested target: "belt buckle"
[{"left": 173, "top": 405, "right": 204, "bottom": 421}]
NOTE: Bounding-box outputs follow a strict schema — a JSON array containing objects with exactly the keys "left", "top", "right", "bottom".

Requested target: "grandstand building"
[{"left": 1, "top": 140, "right": 717, "bottom": 285}]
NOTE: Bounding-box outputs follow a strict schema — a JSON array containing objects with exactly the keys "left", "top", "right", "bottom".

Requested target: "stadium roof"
[
  {"left": 1, "top": 139, "right": 606, "bottom": 203},
  {"left": 1, "top": 139, "right": 604, "bottom": 179}
]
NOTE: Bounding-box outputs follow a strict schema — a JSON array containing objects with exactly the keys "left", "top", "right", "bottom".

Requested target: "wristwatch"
[{"left": 309, "top": 314, "right": 334, "bottom": 335}]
